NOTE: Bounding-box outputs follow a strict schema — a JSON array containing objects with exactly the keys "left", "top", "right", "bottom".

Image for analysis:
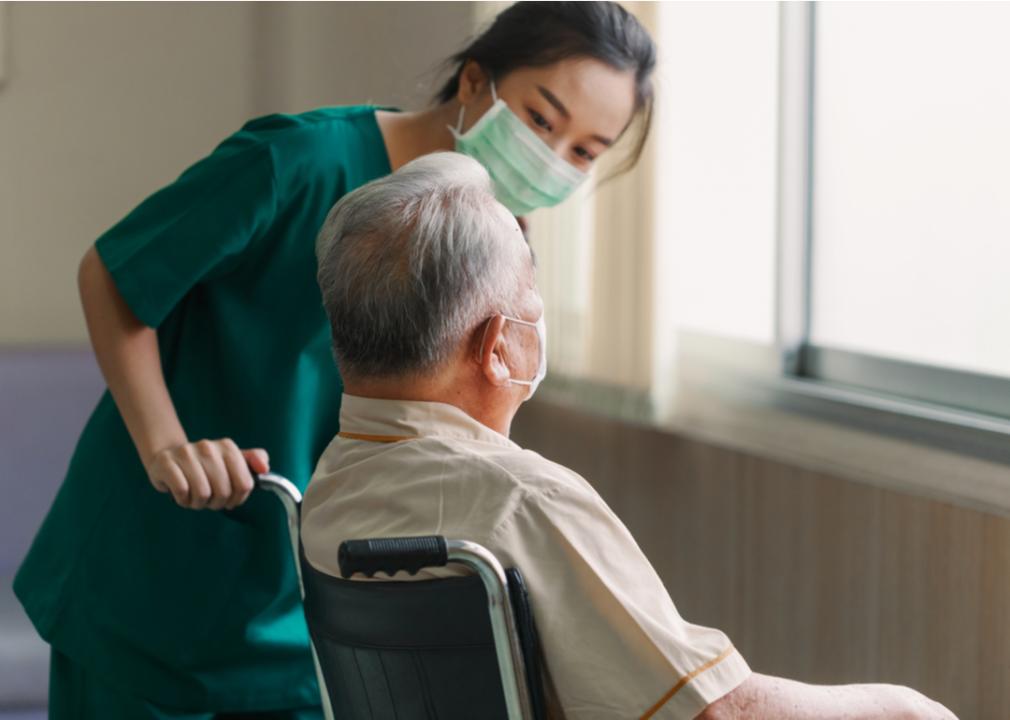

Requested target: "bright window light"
[{"left": 811, "top": 2, "right": 1010, "bottom": 379}]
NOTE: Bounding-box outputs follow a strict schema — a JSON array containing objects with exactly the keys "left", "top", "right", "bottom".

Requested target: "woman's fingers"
[
  {"left": 149, "top": 452, "right": 190, "bottom": 506},
  {"left": 242, "top": 448, "right": 270, "bottom": 474},
  {"left": 222, "top": 439, "right": 254, "bottom": 510},
  {"left": 196, "top": 440, "right": 231, "bottom": 510},
  {"left": 177, "top": 444, "right": 212, "bottom": 509},
  {"left": 146, "top": 440, "right": 269, "bottom": 510}
]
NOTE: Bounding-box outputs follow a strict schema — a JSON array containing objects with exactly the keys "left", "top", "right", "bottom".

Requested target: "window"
[{"left": 802, "top": 2, "right": 1010, "bottom": 420}]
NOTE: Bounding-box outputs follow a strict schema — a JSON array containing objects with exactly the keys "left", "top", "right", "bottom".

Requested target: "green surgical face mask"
[{"left": 449, "top": 81, "right": 588, "bottom": 216}]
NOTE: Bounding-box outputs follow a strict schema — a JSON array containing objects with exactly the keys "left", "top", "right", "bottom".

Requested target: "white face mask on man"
[{"left": 480, "top": 313, "right": 548, "bottom": 401}]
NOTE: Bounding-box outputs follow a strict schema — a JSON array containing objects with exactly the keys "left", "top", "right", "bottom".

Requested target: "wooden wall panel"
[{"left": 511, "top": 400, "right": 1010, "bottom": 718}]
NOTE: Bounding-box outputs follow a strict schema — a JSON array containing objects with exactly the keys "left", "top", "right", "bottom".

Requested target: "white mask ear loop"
[
  {"left": 476, "top": 314, "right": 524, "bottom": 390},
  {"left": 450, "top": 78, "right": 498, "bottom": 137},
  {"left": 477, "top": 317, "right": 493, "bottom": 364}
]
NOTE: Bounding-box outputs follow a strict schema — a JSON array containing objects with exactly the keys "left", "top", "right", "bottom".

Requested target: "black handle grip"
[{"left": 338, "top": 536, "right": 449, "bottom": 579}]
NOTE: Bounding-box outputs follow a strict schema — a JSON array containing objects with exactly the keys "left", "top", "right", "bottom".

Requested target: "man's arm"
[{"left": 696, "top": 672, "right": 957, "bottom": 720}]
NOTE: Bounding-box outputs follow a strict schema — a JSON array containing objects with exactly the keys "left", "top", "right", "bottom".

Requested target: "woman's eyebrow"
[
  {"left": 536, "top": 85, "right": 570, "bottom": 119},
  {"left": 536, "top": 85, "right": 615, "bottom": 146}
]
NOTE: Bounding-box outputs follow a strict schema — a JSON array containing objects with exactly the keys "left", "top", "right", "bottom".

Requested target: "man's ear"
[
  {"left": 456, "top": 60, "right": 490, "bottom": 106},
  {"left": 476, "top": 315, "right": 510, "bottom": 387}
]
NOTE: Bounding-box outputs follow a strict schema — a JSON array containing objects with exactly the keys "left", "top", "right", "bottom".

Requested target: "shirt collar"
[{"left": 338, "top": 394, "right": 519, "bottom": 450}]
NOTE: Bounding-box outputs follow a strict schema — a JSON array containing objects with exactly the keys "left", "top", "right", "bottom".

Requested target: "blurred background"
[{"left": 1, "top": 2, "right": 1009, "bottom": 717}]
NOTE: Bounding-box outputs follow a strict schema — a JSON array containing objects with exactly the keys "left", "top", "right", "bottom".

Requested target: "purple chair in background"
[{"left": 0, "top": 348, "right": 104, "bottom": 717}]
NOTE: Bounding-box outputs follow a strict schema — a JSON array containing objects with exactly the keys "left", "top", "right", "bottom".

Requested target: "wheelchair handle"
[
  {"left": 253, "top": 472, "right": 303, "bottom": 504},
  {"left": 339, "top": 536, "right": 449, "bottom": 578}
]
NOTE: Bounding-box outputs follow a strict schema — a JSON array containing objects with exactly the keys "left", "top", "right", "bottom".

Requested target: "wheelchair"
[{"left": 257, "top": 473, "right": 548, "bottom": 720}]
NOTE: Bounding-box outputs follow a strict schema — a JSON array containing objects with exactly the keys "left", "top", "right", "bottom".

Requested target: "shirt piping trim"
[
  {"left": 639, "top": 645, "right": 738, "bottom": 719},
  {"left": 337, "top": 431, "right": 419, "bottom": 443}
]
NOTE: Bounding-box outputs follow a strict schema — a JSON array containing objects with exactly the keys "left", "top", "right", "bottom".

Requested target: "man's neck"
[{"left": 342, "top": 377, "right": 514, "bottom": 437}]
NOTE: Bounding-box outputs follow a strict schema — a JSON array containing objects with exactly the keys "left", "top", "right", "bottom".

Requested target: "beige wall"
[
  {"left": 0, "top": 1, "right": 475, "bottom": 344},
  {"left": 250, "top": 2, "right": 474, "bottom": 115},
  {"left": 512, "top": 399, "right": 1010, "bottom": 719}
]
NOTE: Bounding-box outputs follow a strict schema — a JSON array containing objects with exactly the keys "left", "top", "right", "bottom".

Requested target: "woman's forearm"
[{"left": 78, "top": 246, "right": 186, "bottom": 466}]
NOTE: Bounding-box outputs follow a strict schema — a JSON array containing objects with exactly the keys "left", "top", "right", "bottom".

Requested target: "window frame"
[{"left": 774, "top": 1, "right": 1010, "bottom": 455}]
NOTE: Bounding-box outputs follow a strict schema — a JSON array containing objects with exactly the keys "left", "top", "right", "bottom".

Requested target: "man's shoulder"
[
  {"left": 446, "top": 438, "right": 594, "bottom": 500},
  {"left": 308, "top": 432, "right": 596, "bottom": 512}
]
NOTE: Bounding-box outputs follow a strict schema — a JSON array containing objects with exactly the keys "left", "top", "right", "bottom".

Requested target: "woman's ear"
[
  {"left": 476, "top": 315, "right": 511, "bottom": 387},
  {"left": 456, "top": 60, "right": 490, "bottom": 106}
]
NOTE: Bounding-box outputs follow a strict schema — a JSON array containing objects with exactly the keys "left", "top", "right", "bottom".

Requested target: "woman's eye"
[
  {"left": 528, "top": 109, "right": 552, "bottom": 132},
  {"left": 574, "top": 146, "right": 597, "bottom": 163}
]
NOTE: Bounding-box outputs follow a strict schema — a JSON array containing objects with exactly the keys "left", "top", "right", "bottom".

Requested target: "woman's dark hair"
[{"left": 436, "top": 1, "right": 657, "bottom": 175}]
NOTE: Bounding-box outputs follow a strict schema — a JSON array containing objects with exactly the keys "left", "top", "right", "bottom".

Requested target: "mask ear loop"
[
  {"left": 477, "top": 316, "right": 494, "bottom": 364},
  {"left": 449, "top": 77, "right": 499, "bottom": 138},
  {"left": 479, "top": 314, "right": 542, "bottom": 397},
  {"left": 477, "top": 315, "right": 529, "bottom": 390}
]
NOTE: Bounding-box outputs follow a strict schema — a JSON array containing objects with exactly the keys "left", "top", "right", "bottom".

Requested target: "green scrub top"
[{"left": 14, "top": 106, "right": 393, "bottom": 712}]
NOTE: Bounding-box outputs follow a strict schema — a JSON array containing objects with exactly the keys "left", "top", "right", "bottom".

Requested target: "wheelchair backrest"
[{"left": 299, "top": 548, "right": 547, "bottom": 720}]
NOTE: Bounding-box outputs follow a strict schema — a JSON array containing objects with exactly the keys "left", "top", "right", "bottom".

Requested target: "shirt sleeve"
[
  {"left": 94, "top": 138, "right": 277, "bottom": 328},
  {"left": 488, "top": 475, "right": 751, "bottom": 720}
]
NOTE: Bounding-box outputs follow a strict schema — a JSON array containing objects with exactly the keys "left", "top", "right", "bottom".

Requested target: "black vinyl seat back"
[{"left": 299, "top": 548, "right": 547, "bottom": 720}]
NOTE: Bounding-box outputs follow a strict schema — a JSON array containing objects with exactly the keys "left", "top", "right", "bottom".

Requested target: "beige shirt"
[{"left": 302, "top": 395, "right": 750, "bottom": 719}]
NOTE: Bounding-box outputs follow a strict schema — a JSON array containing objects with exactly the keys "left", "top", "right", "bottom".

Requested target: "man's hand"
[
  {"left": 697, "top": 673, "right": 958, "bottom": 720},
  {"left": 882, "top": 684, "right": 959, "bottom": 720},
  {"left": 145, "top": 440, "right": 269, "bottom": 510}
]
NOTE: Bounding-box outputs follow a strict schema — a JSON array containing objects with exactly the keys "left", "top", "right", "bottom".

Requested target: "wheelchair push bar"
[{"left": 253, "top": 473, "right": 306, "bottom": 594}]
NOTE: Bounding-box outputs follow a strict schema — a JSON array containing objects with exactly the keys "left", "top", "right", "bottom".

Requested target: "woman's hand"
[{"left": 145, "top": 440, "right": 269, "bottom": 510}]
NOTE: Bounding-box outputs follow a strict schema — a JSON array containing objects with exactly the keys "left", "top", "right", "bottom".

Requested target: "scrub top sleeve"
[
  {"left": 94, "top": 140, "right": 277, "bottom": 328},
  {"left": 491, "top": 481, "right": 750, "bottom": 720}
]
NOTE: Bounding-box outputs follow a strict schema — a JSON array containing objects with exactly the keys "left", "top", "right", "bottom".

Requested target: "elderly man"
[{"left": 301, "top": 152, "right": 955, "bottom": 720}]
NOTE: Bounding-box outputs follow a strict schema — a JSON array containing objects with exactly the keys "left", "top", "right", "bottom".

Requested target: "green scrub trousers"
[
  {"left": 50, "top": 650, "right": 322, "bottom": 720},
  {"left": 15, "top": 105, "right": 393, "bottom": 714}
]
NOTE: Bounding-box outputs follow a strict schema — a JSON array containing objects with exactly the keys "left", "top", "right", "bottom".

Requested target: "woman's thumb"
[{"left": 242, "top": 448, "right": 270, "bottom": 474}]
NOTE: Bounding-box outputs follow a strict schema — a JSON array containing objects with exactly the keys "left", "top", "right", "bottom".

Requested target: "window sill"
[{"left": 534, "top": 332, "right": 1010, "bottom": 519}]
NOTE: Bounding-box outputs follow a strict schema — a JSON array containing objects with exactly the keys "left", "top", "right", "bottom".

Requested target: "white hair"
[{"left": 315, "top": 152, "right": 529, "bottom": 379}]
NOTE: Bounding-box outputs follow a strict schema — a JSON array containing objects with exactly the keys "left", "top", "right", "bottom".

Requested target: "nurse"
[{"left": 14, "top": 2, "right": 655, "bottom": 718}]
